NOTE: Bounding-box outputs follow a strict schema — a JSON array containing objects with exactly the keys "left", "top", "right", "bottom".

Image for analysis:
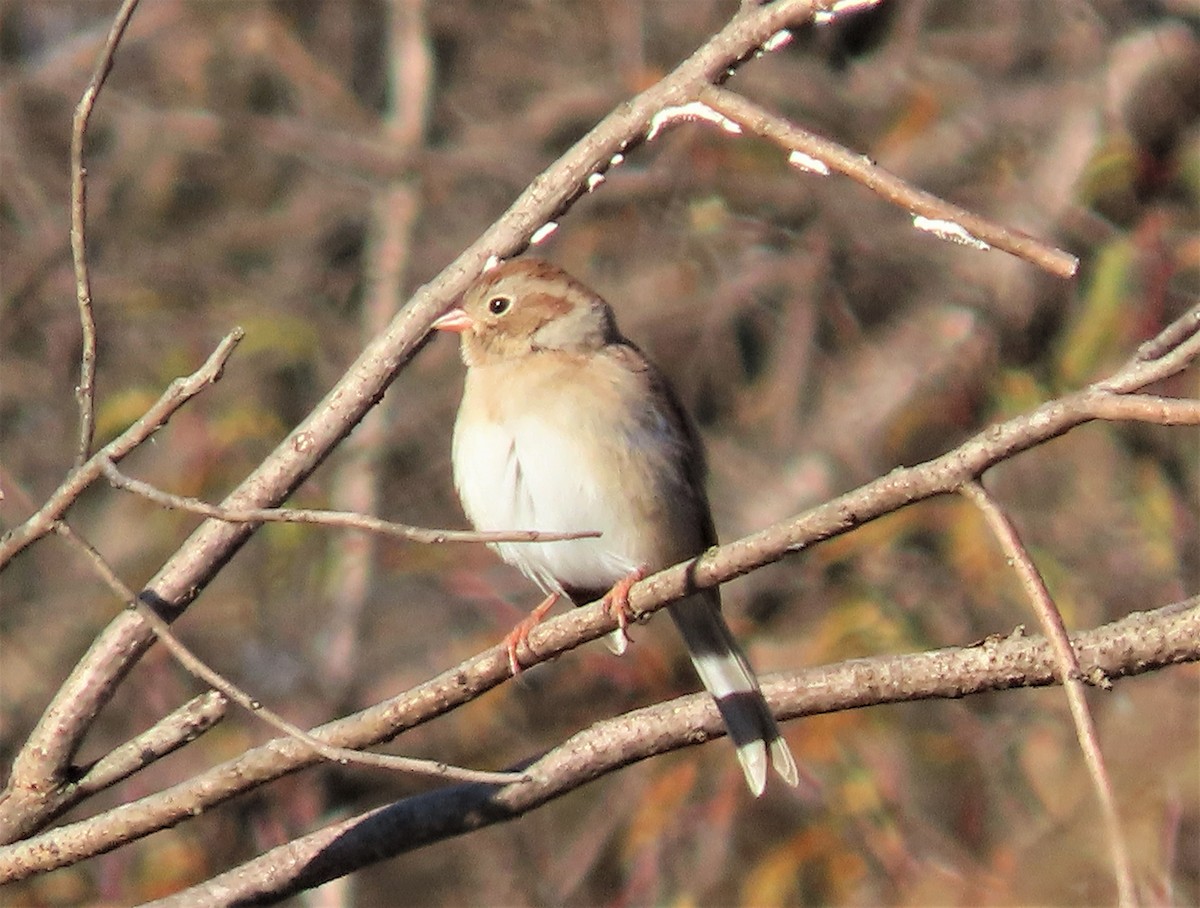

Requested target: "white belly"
[{"left": 452, "top": 404, "right": 640, "bottom": 596}]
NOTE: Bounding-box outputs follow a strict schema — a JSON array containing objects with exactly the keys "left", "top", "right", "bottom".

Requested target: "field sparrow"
[{"left": 433, "top": 258, "right": 797, "bottom": 795}]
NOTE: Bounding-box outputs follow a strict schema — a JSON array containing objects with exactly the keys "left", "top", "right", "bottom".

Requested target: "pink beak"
[{"left": 431, "top": 308, "right": 473, "bottom": 334}]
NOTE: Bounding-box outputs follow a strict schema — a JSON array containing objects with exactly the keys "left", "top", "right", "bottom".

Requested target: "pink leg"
[
  {"left": 503, "top": 592, "right": 559, "bottom": 676},
  {"left": 602, "top": 567, "right": 647, "bottom": 645}
]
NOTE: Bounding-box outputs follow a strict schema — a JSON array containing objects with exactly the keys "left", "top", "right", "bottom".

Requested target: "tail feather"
[{"left": 668, "top": 592, "right": 798, "bottom": 796}]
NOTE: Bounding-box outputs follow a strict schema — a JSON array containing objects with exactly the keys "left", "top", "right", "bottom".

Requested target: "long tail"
[{"left": 668, "top": 592, "right": 798, "bottom": 796}]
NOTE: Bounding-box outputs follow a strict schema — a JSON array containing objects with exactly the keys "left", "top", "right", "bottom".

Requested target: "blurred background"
[{"left": 1, "top": 1, "right": 1198, "bottom": 904}]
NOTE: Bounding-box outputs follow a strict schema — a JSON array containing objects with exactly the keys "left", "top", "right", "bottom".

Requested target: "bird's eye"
[{"left": 487, "top": 295, "right": 512, "bottom": 315}]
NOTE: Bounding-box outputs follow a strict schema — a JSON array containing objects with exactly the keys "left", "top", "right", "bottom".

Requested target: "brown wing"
[
  {"left": 601, "top": 341, "right": 797, "bottom": 795},
  {"left": 605, "top": 340, "right": 718, "bottom": 549}
]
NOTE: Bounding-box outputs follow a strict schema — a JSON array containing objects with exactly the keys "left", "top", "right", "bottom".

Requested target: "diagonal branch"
[
  {"left": 0, "top": 306, "right": 1194, "bottom": 874},
  {"left": 145, "top": 597, "right": 1200, "bottom": 906},
  {"left": 697, "top": 85, "right": 1079, "bottom": 278},
  {"left": 62, "top": 524, "right": 527, "bottom": 788},
  {"left": 961, "top": 481, "right": 1136, "bottom": 907},
  {"left": 0, "top": 0, "right": 830, "bottom": 842},
  {"left": 58, "top": 692, "right": 228, "bottom": 808},
  {"left": 0, "top": 328, "right": 244, "bottom": 570}
]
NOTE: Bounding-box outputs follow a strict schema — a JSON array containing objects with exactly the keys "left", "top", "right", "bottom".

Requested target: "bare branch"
[
  {"left": 136, "top": 590, "right": 524, "bottom": 786},
  {"left": 1082, "top": 394, "right": 1200, "bottom": 424},
  {"left": 1131, "top": 305, "right": 1200, "bottom": 365},
  {"left": 317, "top": 0, "right": 438, "bottom": 697},
  {"left": 2, "top": 497, "right": 523, "bottom": 847},
  {"left": 144, "top": 597, "right": 1200, "bottom": 906},
  {"left": 961, "top": 481, "right": 1136, "bottom": 907},
  {"left": 617, "top": 321, "right": 1198, "bottom": 634},
  {"left": 63, "top": 524, "right": 526, "bottom": 787},
  {"left": 0, "top": 329, "right": 244, "bottom": 570},
  {"left": 99, "top": 460, "right": 599, "bottom": 545},
  {"left": 697, "top": 85, "right": 1080, "bottom": 279},
  {"left": 69, "top": 691, "right": 228, "bottom": 801},
  {"left": 69, "top": 0, "right": 142, "bottom": 466},
  {"left": 0, "top": 524, "right": 229, "bottom": 829},
  {"left": 0, "top": 0, "right": 824, "bottom": 842},
  {"left": 3, "top": 331, "right": 1196, "bottom": 874},
  {"left": 3, "top": 595, "right": 1193, "bottom": 889},
  {"left": 1101, "top": 304, "right": 1200, "bottom": 393}
]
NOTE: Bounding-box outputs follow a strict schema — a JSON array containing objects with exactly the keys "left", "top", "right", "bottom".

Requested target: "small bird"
[{"left": 433, "top": 258, "right": 798, "bottom": 796}]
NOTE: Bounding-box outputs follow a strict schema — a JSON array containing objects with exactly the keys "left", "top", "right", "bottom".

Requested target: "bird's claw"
[
  {"left": 503, "top": 592, "right": 559, "bottom": 676},
  {"left": 603, "top": 567, "right": 646, "bottom": 646}
]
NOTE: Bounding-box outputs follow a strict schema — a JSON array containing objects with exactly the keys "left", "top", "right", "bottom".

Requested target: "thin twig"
[
  {"left": 960, "top": 481, "right": 1137, "bottom": 907},
  {"left": 0, "top": 571, "right": 227, "bottom": 830},
  {"left": 99, "top": 459, "right": 598, "bottom": 545},
  {"left": 0, "top": 329, "right": 244, "bottom": 570},
  {"left": 697, "top": 84, "right": 1080, "bottom": 279},
  {"left": 69, "top": 0, "right": 142, "bottom": 466},
  {"left": 1100, "top": 303, "right": 1200, "bottom": 394},
  {"left": 135, "top": 593, "right": 525, "bottom": 785},
  {"left": 1132, "top": 305, "right": 1200, "bottom": 364},
  {"left": 55, "top": 523, "right": 526, "bottom": 787}
]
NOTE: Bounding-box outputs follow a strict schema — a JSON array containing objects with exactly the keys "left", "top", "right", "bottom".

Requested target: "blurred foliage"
[
  {"left": 1, "top": 0, "right": 1198, "bottom": 905},
  {"left": 1057, "top": 234, "right": 1139, "bottom": 386}
]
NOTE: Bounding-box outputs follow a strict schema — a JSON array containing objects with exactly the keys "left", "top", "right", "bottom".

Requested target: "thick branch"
[
  {"left": 0, "top": 356, "right": 1195, "bottom": 877},
  {"left": 146, "top": 598, "right": 1200, "bottom": 907},
  {"left": 0, "top": 0, "right": 822, "bottom": 843}
]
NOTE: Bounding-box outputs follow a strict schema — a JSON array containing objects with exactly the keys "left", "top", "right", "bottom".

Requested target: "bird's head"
[{"left": 432, "top": 259, "right": 620, "bottom": 366}]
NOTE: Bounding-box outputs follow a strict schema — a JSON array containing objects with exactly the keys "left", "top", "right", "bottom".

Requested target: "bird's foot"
[
  {"left": 503, "top": 592, "right": 559, "bottom": 676},
  {"left": 602, "top": 567, "right": 647, "bottom": 651}
]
